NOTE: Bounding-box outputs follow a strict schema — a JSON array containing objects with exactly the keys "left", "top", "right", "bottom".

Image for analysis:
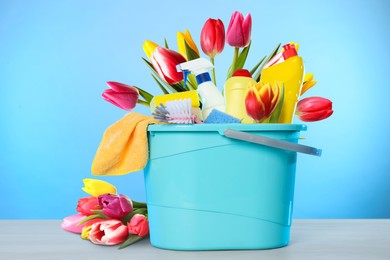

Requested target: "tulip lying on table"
[{"left": 295, "top": 96, "right": 333, "bottom": 122}]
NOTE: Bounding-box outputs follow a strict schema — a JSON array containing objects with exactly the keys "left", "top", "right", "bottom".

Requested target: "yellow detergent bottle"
[
  {"left": 260, "top": 43, "right": 304, "bottom": 123},
  {"left": 224, "top": 69, "right": 256, "bottom": 123}
]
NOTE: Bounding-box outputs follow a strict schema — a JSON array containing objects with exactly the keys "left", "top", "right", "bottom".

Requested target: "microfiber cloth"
[{"left": 91, "top": 112, "right": 158, "bottom": 176}]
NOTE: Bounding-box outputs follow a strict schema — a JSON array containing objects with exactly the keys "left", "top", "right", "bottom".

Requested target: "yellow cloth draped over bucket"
[{"left": 91, "top": 112, "right": 158, "bottom": 176}]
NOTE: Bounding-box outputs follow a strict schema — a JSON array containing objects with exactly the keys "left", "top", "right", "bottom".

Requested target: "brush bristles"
[{"left": 152, "top": 98, "right": 196, "bottom": 124}]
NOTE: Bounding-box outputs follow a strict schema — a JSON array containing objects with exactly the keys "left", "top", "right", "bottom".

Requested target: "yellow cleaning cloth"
[{"left": 91, "top": 112, "right": 158, "bottom": 176}]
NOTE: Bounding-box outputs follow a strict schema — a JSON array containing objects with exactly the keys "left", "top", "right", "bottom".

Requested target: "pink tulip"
[
  {"left": 150, "top": 47, "right": 187, "bottom": 84},
  {"left": 296, "top": 97, "right": 333, "bottom": 122},
  {"left": 200, "top": 18, "right": 225, "bottom": 58},
  {"left": 102, "top": 81, "right": 139, "bottom": 110},
  {"left": 98, "top": 194, "right": 133, "bottom": 219},
  {"left": 61, "top": 214, "right": 107, "bottom": 234},
  {"left": 226, "top": 11, "right": 252, "bottom": 48},
  {"left": 245, "top": 82, "right": 281, "bottom": 122},
  {"left": 128, "top": 214, "right": 149, "bottom": 237},
  {"left": 61, "top": 214, "right": 87, "bottom": 234},
  {"left": 76, "top": 196, "right": 102, "bottom": 216},
  {"left": 89, "top": 219, "right": 129, "bottom": 245}
]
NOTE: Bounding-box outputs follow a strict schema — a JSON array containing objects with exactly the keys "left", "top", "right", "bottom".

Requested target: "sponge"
[
  {"left": 150, "top": 90, "right": 200, "bottom": 113},
  {"left": 204, "top": 109, "right": 241, "bottom": 124}
]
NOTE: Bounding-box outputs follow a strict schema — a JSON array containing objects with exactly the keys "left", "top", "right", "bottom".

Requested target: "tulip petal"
[
  {"left": 297, "top": 97, "right": 332, "bottom": 112},
  {"left": 61, "top": 213, "right": 87, "bottom": 234},
  {"left": 297, "top": 108, "right": 333, "bottom": 122},
  {"left": 142, "top": 40, "right": 159, "bottom": 59},
  {"left": 242, "top": 13, "right": 252, "bottom": 47},
  {"left": 150, "top": 47, "right": 186, "bottom": 84},
  {"left": 82, "top": 178, "right": 117, "bottom": 197}
]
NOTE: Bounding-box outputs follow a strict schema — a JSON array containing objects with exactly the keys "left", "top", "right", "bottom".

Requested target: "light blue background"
[{"left": 1, "top": 0, "right": 389, "bottom": 219}]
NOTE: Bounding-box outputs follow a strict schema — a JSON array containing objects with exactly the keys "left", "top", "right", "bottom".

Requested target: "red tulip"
[
  {"left": 296, "top": 97, "right": 333, "bottom": 122},
  {"left": 150, "top": 47, "right": 187, "bottom": 84},
  {"left": 89, "top": 219, "right": 129, "bottom": 245},
  {"left": 102, "top": 82, "right": 139, "bottom": 110},
  {"left": 76, "top": 196, "right": 102, "bottom": 216},
  {"left": 226, "top": 11, "right": 252, "bottom": 48},
  {"left": 245, "top": 81, "right": 281, "bottom": 122},
  {"left": 128, "top": 214, "right": 149, "bottom": 237},
  {"left": 200, "top": 18, "right": 225, "bottom": 58}
]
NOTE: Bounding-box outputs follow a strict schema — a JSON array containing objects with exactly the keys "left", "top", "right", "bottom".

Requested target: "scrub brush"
[{"left": 152, "top": 98, "right": 202, "bottom": 124}]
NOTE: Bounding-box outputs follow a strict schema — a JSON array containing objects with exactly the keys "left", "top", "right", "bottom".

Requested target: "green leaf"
[
  {"left": 254, "top": 43, "right": 281, "bottom": 81},
  {"left": 226, "top": 42, "right": 252, "bottom": 79},
  {"left": 77, "top": 213, "right": 108, "bottom": 226},
  {"left": 164, "top": 38, "right": 169, "bottom": 49},
  {"left": 269, "top": 82, "right": 285, "bottom": 123},
  {"left": 137, "top": 99, "right": 150, "bottom": 107},
  {"left": 132, "top": 201, "right": 147, "bottom": 208},
  {"left": 118, "top": 235, "right": 145, "bottom": 249},
  {"left": 250, "top": 55, "right": 267, "bottom": 76},
  {"left": 236, "top": 42, "right": 251, "bottom": 70},
  {"left": 135, "top": 86, "right": 154, "bottom": 104},
  {"left": 187, "top": 74, "right": 198, "bottom": 90},
  {"left": 151, "top": 74, "right": 170, "bottom": 94},
  {"left": 184, "top": 40, "right": 200, "bottom": 61}
]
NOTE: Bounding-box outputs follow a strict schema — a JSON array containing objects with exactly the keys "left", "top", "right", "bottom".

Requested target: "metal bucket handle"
[{"left": 223, "top": 128, "right": 322, "bottom": 157}]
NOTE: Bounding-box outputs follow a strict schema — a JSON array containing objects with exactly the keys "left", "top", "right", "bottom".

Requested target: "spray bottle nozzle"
[
  {"left": 177, "top": 58, "right": 214, "bottom": 87},
  {"left": 176, "top": 58, "right": 213, "bottom": 75}
]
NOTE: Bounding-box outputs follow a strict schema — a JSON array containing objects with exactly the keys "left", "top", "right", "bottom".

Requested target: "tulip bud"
[
  {"left": 82, "top": 178, "right": 117, "bottom": 197},
  {"left": 226, "top": 11, "right": 252, "bottom": 48},
  {"left": 98, "top": 194, "right": 133, "bottom": 219},
  {"left": 76, "top": 196, "right": 102, "bottom": 216},
  {"left": 128, "top": 214, "right": 149, "bottom": 237},
  {"left": 150, "top": 47, "right": 187, "bottom": 84},
  {"left": 102, "top": 82, "right": 139, "bottom": 111},
  {"left": 177, "top": 29, "right": 200, "bottom": 60},
  {"left": 296, "top": 97, "right": 333, "bottom": 122},
  {"left": 89, "top": 220, "right": 129, "bottom": 245},
  {"left": 200, "top": 18, "right": 225, "bottom": 58},
  {"left": 245, "top": 81, "right": 281, "bottom": 122}
]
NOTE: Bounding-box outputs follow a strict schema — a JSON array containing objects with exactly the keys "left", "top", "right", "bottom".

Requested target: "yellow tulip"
[
  {"left": 82, "top": 178, "right": 117, "bottom": 197},
  {"left": 177, "top": 29, "right": 200, "bottom": 60},
  {"left": 81, "top": 225, "right": 93, "bottom": 240},
  {"left": 300, "top": 73, "right": 317, "bottom": 95},
  {"left": 142, "top": 40, "right": 159, "bottom": 59}
]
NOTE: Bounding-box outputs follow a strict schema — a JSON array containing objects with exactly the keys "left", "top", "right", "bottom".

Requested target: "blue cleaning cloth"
[{"left": 204, "top": 109, "right": 241, "bottom": 124}]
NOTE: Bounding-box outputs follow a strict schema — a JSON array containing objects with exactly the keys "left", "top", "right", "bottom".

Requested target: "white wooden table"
[{"left": 1, "top": 219, "right": 389, "bottom": 259}]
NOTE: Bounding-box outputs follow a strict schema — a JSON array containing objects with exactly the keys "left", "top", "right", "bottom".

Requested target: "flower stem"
[
  {"left": 137, "top": 99, "right": 150, "bottom": 107},
  {"left": 210, "top": 57, "right": 216, "bottom": 86},
  {"left": 232, "top": 47, "right": 239, "bottom": 73}
]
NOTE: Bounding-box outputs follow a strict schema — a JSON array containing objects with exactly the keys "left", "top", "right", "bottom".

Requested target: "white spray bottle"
[{"left": 176, "top": 58, "right": 225, "bottom": 119}]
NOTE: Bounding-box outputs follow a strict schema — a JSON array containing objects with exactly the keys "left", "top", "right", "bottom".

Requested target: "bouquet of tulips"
[
  {"left": 61, "top": 179, "right": 149, "bottom": 249},
  {"left": 102, "top": 11, "right": 333, "bottom": 123}
]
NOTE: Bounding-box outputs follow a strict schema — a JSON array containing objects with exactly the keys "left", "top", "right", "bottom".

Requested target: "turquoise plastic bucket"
[{"left": 144, "top": 124, "right": 313, "bottom": 250}]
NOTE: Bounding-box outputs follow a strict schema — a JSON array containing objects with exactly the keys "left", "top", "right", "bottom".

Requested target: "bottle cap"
[
  {"left": 282, "top": 44, "right": 298, "bottom": 60},
  {"left": 232, "top": 69, "right": 252, "bottom": 78}
]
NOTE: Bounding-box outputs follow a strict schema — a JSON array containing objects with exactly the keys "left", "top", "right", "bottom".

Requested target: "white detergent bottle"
[{"left": 177, "top": 58, "right": 225, "bottom": 119}]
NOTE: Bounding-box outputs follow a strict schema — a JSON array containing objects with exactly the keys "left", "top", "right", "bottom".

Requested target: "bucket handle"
[{"left": 223, "top": 129, "right": 322, "bottom": 157}]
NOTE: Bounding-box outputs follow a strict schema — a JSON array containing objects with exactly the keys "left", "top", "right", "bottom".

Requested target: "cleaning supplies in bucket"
[
  {"left": 260, "top": 43, "right": 305, "bottom": 123},
  {"left": 224, "top": 69, "right": 256, "bottom": 123},
  {"left": 176, "top": 58, "right": 225, "bottom": 119}
]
